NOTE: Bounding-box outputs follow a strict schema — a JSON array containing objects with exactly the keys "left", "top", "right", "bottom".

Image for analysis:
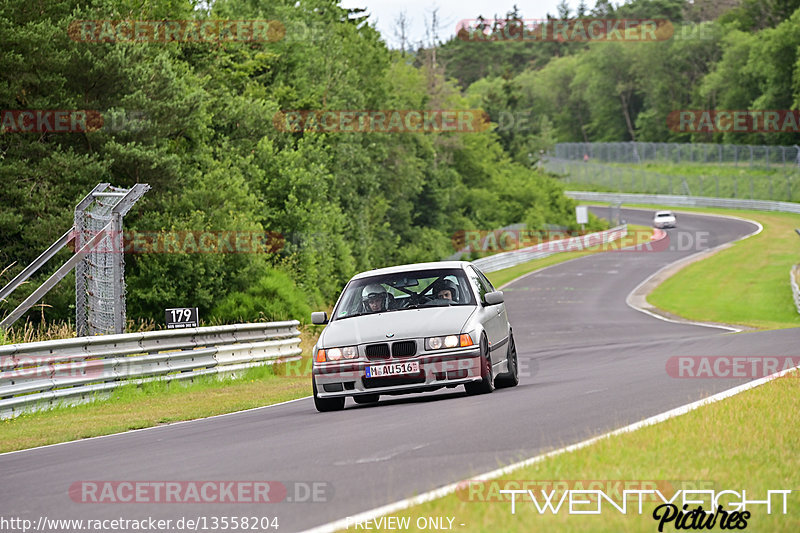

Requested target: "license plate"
[{"left": 366, "top": 361, "right": 420, "bottom": 378}]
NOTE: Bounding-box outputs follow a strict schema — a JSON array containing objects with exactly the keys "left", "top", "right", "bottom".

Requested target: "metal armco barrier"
[
  {"left": 565, "top": 191, "right": 800, "bottom": 214},
  {"left": 473, "top": 225, "right": 628, "bottom": 273},
  {"left": 792, "top": 266, "right": 800, "bottom": 315},
  {"left": 0, "top": 321, "right": 301, "bottom": 419}
]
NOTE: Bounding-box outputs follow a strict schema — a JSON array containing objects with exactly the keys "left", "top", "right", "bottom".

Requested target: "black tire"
[
  {"left": 465, "top": 334, "right": 494, "bottom": 395},
  {"left": 495, "top": 331, "right": 519, "bottom": 389},
  {"left": 353, "top": 394, "right": 380, "bottom": 404},
  {"left": 313, "top": 379, "right": 345, "bottom": 412}
]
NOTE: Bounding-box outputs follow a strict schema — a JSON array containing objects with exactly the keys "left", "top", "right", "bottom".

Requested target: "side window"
[
  {"left": 335, "top": 284, "right": 360, "bottom": 318},
  {"left": 474, "top": 268, "right": 496, "bottom": 292},
  {"left": 453, "top": 273, "right": 473, "bottom": 305},
  {"left": 467, "top": 267, "right": 489, "bottom": 303}
]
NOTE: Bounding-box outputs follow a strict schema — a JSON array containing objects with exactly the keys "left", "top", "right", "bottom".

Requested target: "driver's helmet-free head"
[
  {"left": 362, "top": 283, "right": 388, "bottom": 312},
  {"left": 432, "top": 279, "right": 459, "bottom": 302}
]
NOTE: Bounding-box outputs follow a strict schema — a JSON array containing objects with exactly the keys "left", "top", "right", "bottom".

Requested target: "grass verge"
[
  {"left": 0, "top": 225, "right": 651, "bottom": 452},
  {"left": 554, "top": 160, "right": 800, "bottom": 202},
  {"left": 625, "top": 206, "right": 800, "bottom": 330},
  {"left": 0, "top": 318, "right": 159, "bottom": 345},
  {"left": 336, "top": 374, "right": 800, "bottom": 532},
  {"left": 0, "top": 327, "right": 319, "bottom": 453}
]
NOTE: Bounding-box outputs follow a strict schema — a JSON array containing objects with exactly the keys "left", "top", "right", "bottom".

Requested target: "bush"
[
  {"left": 210, "top": 269, "right": 312, "bottom": 324},
  {"left": 395, "top": 226, "right": 454, "bottom": 264}
]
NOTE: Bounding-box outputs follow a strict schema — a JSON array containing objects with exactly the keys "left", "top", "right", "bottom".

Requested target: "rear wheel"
[
  {"left": 313, "top": 379, "right": 345, "bottom": 412},
  {"left": 465, "top": 334, "right": 494, "bottom": 395},
  {"left": 353, "top": 394, "right": 380, "bottom": 404},
  {"left": 495, "top": 331, "right": 519, "bottom": 388}
]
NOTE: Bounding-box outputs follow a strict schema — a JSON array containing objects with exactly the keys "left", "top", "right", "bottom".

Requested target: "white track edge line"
[
  {"left": 299, "top": 363, "right": 798, "bottom": 533},
  {"left": 0, "top": 212, "right": 766, "bottom": 460},
  {"left": 299, "top": 210, "right": 772, "bottom": 533},
  {"left": 624, "top": 212, "right": 763, "bottom": 333},
  {"left": 0, "top": 227, "right": 642, "bottom": 456}
]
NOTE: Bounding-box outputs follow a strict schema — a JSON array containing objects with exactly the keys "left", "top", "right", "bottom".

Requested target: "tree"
[
  {"left": 571, "top": 43, "right": 642, "bottom": 141},
  {"left": 393, "top": 11, "right": 411, "bottom": 56}
]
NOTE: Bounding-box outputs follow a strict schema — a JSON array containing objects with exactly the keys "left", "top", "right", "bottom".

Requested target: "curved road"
[{"left": 1, "top": 209, "right": 798, "bottom": 532}]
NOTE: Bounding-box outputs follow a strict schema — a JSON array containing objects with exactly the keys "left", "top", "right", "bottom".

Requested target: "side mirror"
[
  {"left": 311, "top": 311, "right": 328, "bottom": 325},
  {"left": 484, "top": 291, "right": 504, "bottom": 305}
]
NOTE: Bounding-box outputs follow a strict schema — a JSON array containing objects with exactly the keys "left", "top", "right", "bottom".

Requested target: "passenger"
[{"left": 432, "top": 279, "right": 459, "bottom": 303}]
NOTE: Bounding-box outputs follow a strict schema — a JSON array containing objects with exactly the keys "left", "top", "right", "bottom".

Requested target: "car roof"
[
  {"left": 350, "top": 261, "right": 472, "bottom": 281},
  {"left": 655, "top": 210, "right": 674, "bottom": 216}
]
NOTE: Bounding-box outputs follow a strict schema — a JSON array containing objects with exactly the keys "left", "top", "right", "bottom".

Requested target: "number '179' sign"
[{"left": 165, "top": 307, "right": 199, "bottom": 329}]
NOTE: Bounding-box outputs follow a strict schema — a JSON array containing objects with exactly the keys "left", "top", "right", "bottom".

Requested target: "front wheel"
[
  {"left": 495, "top": 331, "right": 519, "bottom": 388},
  {"left": 313, "top": 379, "right": 345, "bottom": 412},
  {"left": 465, "top": 334, "right": 494, "bottom": 395}
]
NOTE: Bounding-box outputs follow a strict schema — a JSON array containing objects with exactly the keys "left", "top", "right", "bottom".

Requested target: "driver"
[
  {"left": 432, "top": 279, "right": 459, "bottom": 302},
  {"left": 362, "top": 284, "right": 389, "bottom": 313}
]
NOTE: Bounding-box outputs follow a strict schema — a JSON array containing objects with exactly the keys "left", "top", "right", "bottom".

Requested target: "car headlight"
[
  {"left": 316, "top": 345, "right": 358, "bottom": 362},
  {"left": 425, "top": 334, "right": 473, "bottom": 350}
]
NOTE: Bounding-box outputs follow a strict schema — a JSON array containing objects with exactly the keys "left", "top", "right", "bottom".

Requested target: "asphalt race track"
[{"left": 1, "top": 208, "right": 798, "bottom": 532}]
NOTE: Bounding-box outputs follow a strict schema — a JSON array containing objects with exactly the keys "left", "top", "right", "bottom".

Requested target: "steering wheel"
[{"left": 411, "top": 293, "right": 432, "bottom": 306}]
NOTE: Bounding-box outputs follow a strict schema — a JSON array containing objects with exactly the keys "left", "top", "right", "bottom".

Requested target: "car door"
[
  {"left": 467, "top": 266, "right": 506, "bottom": 351},
  {"left": 475, "top": 266, "right": 509, "bottom": 347}
]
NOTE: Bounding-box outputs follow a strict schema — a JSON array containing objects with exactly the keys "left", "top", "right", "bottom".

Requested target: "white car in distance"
[{"left": 653, "top": 210, "right": 677, "bottom": 229}]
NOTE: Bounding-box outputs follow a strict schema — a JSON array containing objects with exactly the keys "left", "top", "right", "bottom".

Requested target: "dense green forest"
[
  {"left": 439, "top": 0, "right": 800, "bottom": 166},
  {"left": 1, "top": 0, "right": 799, "bottom": 328},
  {"left": 0, "top": 0, "right": 580, "bottom": 326}
]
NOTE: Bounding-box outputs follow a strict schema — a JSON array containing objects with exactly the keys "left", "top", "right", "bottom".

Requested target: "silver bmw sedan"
[{"left": 310, "top": 261, "right": 518, "bottom": 412}]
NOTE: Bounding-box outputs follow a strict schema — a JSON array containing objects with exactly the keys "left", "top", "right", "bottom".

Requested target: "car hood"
[{"left": 320, "top": 306, "right": 477, "bottom": 347}]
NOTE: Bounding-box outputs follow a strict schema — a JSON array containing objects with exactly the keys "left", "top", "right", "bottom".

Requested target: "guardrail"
[
  {"left": 0, "top": 321, "right": 302, "bottom": 419},
  {"left": 473, "top": 225, "right": 628, "bottom": 273},
  {"left": 792, "top": 266, "right": 800, "bottom": 315},
  {"left": 565, "top": 191, "right": 800, "bottom": 214}
]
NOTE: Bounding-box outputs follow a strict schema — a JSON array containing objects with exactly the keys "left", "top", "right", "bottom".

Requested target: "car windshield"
[
  {"left": 656, "top": 212, "right": 673, "bottom": 217},
  {"left": 332, "top": 268, "right": 474, "bottom": 320}
]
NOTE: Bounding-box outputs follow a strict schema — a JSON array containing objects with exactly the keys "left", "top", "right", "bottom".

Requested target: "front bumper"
[{"left": 312, "top": 347, "right": 482, "bottom": 398}]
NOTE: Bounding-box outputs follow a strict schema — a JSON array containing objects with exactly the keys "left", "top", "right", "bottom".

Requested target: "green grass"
[
  {"left": 4, "top": 209, "right": 794, "bottom": 454},
  {"left": 552, "top": 160, "right": 800, "bottom": 202},
  {"left": 0, "top": 329, "right": 319, "bottom": 453},
  {"left": 640, "top": 207, "right": 800, "bottom": 330},
  {"left": 608, "top": 160, "right": 798, "bottom": 179},
  {"left": 338, "top": 374, "right": 800, "bottom": 532},
  {"left": 331, "top": 204, "right": 800, "bottom": 531},
  {"left": 567, "top": 202, "right": 800, "bottom": 329},
  {"left": 0, "top": 226, "right": 652, "bottom": 452},
  {"left": 0, "top": 364, "right": 311, "bottom": 452}
]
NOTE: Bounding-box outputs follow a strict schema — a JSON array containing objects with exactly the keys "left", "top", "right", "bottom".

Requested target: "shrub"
[{"left": 211, "top": 269, "right": 312, "bottom": 324}]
